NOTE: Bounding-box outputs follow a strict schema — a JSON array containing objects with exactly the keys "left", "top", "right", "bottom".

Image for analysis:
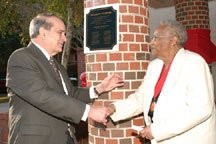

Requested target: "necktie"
[
  {"left": 49, "top": 57, "right": 61, "bottom": 80},
  {"left": 49, "top": 57, "right": 68, "bottom": 94}
]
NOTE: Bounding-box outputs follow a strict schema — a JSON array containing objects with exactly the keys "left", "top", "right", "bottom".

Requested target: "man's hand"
[
  {"left": 88, "top": 106, "right": 110, "bottom": 125},
  {"left": 95, "top": 73, "right": 124, "bottom": 95},
  {"left": 107, "top": 104, "right": 116, "bottom": 115}
]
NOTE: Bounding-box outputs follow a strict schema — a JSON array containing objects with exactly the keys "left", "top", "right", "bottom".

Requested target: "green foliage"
[
  {"left": 0, "top": 0, "right": 84, "bottom": 71},
  {"left": 0, "top": 33, "right": 23, "bottom": 69},
  {"left": 73, "top": 0, "right": 84, "bottom": 27},
  {"left": 0, "top": 0, "right": 21, "bottom": 36},
  {"left": 42, "top": 0, "right": 68, "bottom": 20},
  {"left": 0, "top": 0, "right": 84, "bottom": 46}
]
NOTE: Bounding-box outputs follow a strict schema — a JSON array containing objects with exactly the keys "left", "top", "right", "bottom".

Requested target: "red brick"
[
  {"left": 103, "top": 63, "right": 115, "bottom": 71},
  {"left": 119, "top": 5, "right": 127, "bottom": 13},
  {"left": 111, "top": 130, "right": 124, "bottom": 137},
  {"left": 110, "top": 53, "right": 122, "bottom": 61},
  {"left": 119, "top": 138, "right": 132, "bottom": 144},
  {"left": 133, "top": 116, "right": 145, "bottom": 126},
  {"left": 123, "top": 34, "right": 134, "bottom": 42},
  {"left": 129, "top": 6, "right": 139, "bottom": 14},
  {"left": 141, "top": 61, "right": 149, "bottom": 70},
  {"left": 135, "top": 16, "right": 143, "bottom": 24},
  {"left": 95, "top": 137, "right": 104, "bottom": 144},
  {"left": 88, "top": 135, "right": 94, "bottom": 144},
  {"left": 92, "top": 63, "right": 102, "bottom": 71},
  {"left": 131, "top": 81, "right": 142, "bottom": 89},
  {"left": 110, "top": 91, "right": 124, "bottom": 99},
  {"left": 97, "top": 73, "right": 107, "bottom": 81},
  {"left": 121, "top": 15, "right": 133, "bottom": 23},
  {"left": 99, "top": 129, "right": 110, "bottom": 137},
  {"left": 121, "top": 0, "right": 133, "bottom": 4},
  {"left": 119, "top": 43, "right": 128, "bottom": 51},
  {"left": 119, "top": 25, "right": 128, "bottom": 32},
  {"left": 88, "top": 72, "right": 96, "bottom": 80},
  {"left": 129, "top": 25, "right": 139, "bottom": 33},
  {"left": 116, "top": 62, "right": 129, "bottom": 70},
  {"left": 119, "top": 120, "right": 131, "bottom": 128},
  {"left": 123, "top": 53, "right": 135, "bottom": 61},
  {"left": 136, "top": 34, "right": 144, "bottom": 42},
  {"left": 86, "top": 54, "right": 95, "bottom": 63},
  {"left": 96, "top": 54, "right": 107, "bottom": 62},
  {"left": 107, "top": 0, "right": 119, "bottom": 4},
  {"left": 130, "top": 62, "right": 140, "bottom": 70},
  {"left": 129, "top": 43, "right": 140, "bottom": 51},
  {"left": 125, "top": 72, "right": 136, "bottom": 80},
  {"left": 93, "top": 101, "right": 103, "bottom": 106},
  {"left": 106, "top": 139, "right": 118, "bottom": 144},
  {"left": 140, "top": 7, "right": 147, "bottom": 16},
  {"left": 126, "top": 128, "right": 136, "bottom": 137},
  {"left": 0, "top": 113, "right": 9, "bottom": 144},
  {"left": 134, "top": 0, "right": 143, "bottom": 5}
]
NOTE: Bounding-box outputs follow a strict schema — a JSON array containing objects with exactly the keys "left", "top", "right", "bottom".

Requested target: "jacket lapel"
[
  {"left": 160, "top": 48, "right": 185, "bottom": 96},
  {"left": 27, "top": 42, "right": 63, "bottom": 86},
  {"left": 143, "top": 59, "right": 164, "bottom": 120}
]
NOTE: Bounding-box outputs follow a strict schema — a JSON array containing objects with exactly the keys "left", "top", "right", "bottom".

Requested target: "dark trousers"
[{"left": 67, "top": 135, "right": 75, "bottom": 144}]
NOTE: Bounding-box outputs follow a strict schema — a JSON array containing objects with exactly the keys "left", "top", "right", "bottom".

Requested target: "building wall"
[
  {"left": 0, "top": 113, "right": 8, "bottom": 144},
  {"left": 209, "top": 0, "right": 216, "bottom": 45}
]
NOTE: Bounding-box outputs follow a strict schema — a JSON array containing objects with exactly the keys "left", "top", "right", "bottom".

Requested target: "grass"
[{"left": 0, "top": 95, "right": 9, "bottom": 104}]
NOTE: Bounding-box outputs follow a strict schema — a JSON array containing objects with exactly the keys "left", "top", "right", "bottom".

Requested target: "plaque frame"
[{"left": 84, "top": 4, "right": 119, "bottom": 53}]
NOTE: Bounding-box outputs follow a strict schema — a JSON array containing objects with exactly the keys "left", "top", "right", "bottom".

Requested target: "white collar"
[{"left": 31, "top": 41, "right": 51, "bottom": 60}]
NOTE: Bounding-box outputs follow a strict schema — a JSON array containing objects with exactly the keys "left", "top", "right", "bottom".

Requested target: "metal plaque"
[{"left": 86, "top": 6, "right": 117, "bottom": 51}]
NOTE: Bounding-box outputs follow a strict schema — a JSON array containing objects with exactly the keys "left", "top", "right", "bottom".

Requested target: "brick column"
[
  {"left": 84, "top": 0, "right": 150, "bottom": 144},
  {"left": 175, "top": 0, "right": 216, "bottom": 63},
  {"left": 0, "top": 113, "right": 8, "bottom": 144},
  {"left": 175, "top": 0, "right": 209, "bottom": 29}
]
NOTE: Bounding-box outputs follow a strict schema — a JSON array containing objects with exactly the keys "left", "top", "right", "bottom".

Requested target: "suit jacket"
[
  {"left": 6, "top": 42, "right": 91, "bottom": 144},
  {"left": 111, "top": 48, "right": 216, "bottom": 144}
]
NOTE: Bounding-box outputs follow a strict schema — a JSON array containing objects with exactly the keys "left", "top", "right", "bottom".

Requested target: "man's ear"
[{"left": 39, "top": 27, "right": 46, "bottom": 38}]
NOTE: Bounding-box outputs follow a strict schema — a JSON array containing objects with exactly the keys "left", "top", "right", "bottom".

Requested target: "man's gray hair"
[
  {"left": 160, "top": 20, "right": 188, "bottom": 46},
  {"left": 29, "top": 13, "right": 60, "bottom": 38}
]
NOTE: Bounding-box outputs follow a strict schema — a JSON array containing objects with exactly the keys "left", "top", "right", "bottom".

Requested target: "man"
[
  {"left": 107, "top": 20, "right": 216, "bottom": 144},
  {"left": 6, "top": 13, "right": 123, "bottom": 144}
]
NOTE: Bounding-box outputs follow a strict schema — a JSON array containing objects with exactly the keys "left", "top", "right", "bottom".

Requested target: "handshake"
[
  {"left": 88, "top": 104, "right": 116, "bottom": 125},
  {"left": 87, "top": 73, "right": 123, "bottom": 125}
]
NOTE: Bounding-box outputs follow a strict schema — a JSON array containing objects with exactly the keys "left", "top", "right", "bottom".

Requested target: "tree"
[
  {"left": 0, "top": 34, "right": 22, "bottom": 73},
  {"left": 0, "top": 0, "right": 84, "bottom": 69}
]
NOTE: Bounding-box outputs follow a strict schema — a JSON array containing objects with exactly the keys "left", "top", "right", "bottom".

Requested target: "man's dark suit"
[{"left": 6, "top": 42, "right": 91, "bottom": 144}]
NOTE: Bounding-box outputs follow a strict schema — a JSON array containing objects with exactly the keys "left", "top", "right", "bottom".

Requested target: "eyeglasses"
[{"left": 150, "top": 35, "right": 172, "bottom": 41}]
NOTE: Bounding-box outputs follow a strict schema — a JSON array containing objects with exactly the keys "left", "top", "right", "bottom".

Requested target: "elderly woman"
[{"left": 108, "top": 20, "right": 216, "bottom": 144}]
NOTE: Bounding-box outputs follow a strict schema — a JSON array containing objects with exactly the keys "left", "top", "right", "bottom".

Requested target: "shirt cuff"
[
  {"left": 81, "top": 87, "right": 98, "bottom": 121},
  {"left": 90, "top": 86, "right": 99, "bottom": 99},
  {"left": 81, "top": 104, "right": 90, "bottom": 121}
]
